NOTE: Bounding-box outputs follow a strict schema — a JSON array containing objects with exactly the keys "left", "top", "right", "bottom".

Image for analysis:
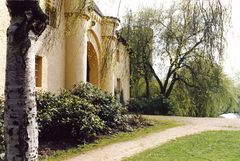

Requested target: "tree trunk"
[
  {"left": 144, "top": 75, "right": 150, "bottom": 98},
  {"left": 4, "top": 1, "right": 48, "bottom": 160}
]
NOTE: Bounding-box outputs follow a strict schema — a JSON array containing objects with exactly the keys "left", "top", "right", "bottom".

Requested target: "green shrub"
[
  {"left": 37, "top": 82, "right": 131, "bottom": 143},
  {"left": 71, "top": 82, "right": 129, "bottom": 133},
  {"left": 0, "top": 97, "right": 4, "bottom": 153},
  {"left": 37, "top": 90, "right": 104, "bottom": 143},
  {"left": 128, "top": 97, "right": 170, "bottom": 115},
  {"left": 37, "top": 91, "right": 58, "bottom": 135},
  {"left": 1, "top": 82, "right": 143, "bottom": 154}
]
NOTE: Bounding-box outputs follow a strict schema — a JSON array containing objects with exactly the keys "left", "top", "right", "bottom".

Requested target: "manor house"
[{"left": 0, "top": 0, "right": 130, "bottom": 102}]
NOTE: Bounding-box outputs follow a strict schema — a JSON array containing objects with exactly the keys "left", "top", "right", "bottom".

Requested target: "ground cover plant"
[{"left": 124, "top": 131, "right": 240, "bottom": 161}]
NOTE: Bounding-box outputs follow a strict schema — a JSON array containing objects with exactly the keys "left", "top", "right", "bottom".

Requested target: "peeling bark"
[{"left": 4, "top": 1, "right": 48, "bottom": 160}]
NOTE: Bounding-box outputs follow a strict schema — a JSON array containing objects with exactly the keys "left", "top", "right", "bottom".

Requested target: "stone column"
[
  {"left": 101, "top": 54, "right": 115, "bottom": 93},
  {"left": 100, "top": 17, "right": 120, "bottom": 94},
  {"left": 65, "top": 0, "right": 90, "bottom": 89}
]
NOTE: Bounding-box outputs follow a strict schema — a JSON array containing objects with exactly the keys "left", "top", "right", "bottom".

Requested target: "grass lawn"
[
  {"left": 40, "top": 115, "right": 181, "bottom": 161},
  {"left": 124, "top": 130, "right": 240, "bottom": 161}
]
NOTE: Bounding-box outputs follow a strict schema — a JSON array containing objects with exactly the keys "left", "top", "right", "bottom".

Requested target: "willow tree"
[
  {"left": 170, "top": 56, "right": 239, "bottom": 117},
  {"left": 5, "top": 0, "right": 48, "bottom": 160},
  {"left": 152, "top": 0, "right": 230, "bottom": 99},
  {"left": 123, "top": 0, "right": 229, "bottom": 100}
]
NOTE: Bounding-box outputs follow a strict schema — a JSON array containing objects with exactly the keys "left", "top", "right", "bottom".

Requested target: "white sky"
[{"left": 95, "top": 0, "right": 240, "bottom": 79}]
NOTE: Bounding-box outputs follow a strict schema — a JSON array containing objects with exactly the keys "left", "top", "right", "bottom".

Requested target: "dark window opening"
[{"left": 35, "top": 56, "right": 42, "bottom": 87}]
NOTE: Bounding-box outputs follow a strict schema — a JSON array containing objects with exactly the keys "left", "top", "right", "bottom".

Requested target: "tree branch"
[{"left": 147, "top": 62, "right": 164, "bottom": 94}]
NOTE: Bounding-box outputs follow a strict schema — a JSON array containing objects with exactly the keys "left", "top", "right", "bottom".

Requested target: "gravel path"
[{"left": 65, "top": 116, "right": 240, "bottom": 161}]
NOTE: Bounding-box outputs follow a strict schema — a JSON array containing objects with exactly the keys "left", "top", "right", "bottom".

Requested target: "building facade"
[{"left": 0, "top": 0, "right": 130, "bottom": 102}]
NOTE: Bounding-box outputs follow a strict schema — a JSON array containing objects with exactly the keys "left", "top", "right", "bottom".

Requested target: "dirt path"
[{"left": 66, "top": 116, "right": 240, "bottom": 161}]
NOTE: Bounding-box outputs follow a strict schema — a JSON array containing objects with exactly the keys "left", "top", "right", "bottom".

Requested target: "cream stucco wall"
[
  {"left": 114, "top": 43, "right": 130, "bottom": 103},
  {"left": 0, "top": 0, "right": 66, "bottom": 94},
  {"left": 65, "top": 17, "right": 89, "bottom": 89},
  {"left": 35, "top": 0, "right": 67, "bottom": 93},
  {"left": 0, "top": 0, "right": 130, "bottom": 101}
]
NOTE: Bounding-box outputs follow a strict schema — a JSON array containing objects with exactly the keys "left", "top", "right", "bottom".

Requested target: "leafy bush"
[
  {"left": 128, "top": 97, "right": 170, "bottom": 115},
  {"left": 37, "top": 91, "right": 58, "bottom": 135},
  {"left": 37, "top": 82, "right": 132, "bottom": 143},
  {"left": 37, "top": 90, "right": 104, "bottom": 143},
  {"left": 0, "top": 97, "right": 4, "bottom": 153},
  {"left": 0, "top": 82, "right": 143, "bottom": 153},
  {"left": 71, "top": 83, "right": 129, "bottom": 133}
]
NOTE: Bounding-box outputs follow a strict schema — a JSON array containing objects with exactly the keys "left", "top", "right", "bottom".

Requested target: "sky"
[{"left": 95, "top": 0, "right": 240, "bottom": 79}]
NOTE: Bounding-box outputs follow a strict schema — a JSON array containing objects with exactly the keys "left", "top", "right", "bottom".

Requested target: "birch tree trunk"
[{"left": 4, "top": 1, "right": 48, "bottom": 160}]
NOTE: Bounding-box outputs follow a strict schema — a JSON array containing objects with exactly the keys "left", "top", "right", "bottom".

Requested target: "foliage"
[
  {"left": 169, "top": 58, "right": 239, "bottom": 117},
  {"left": 132, "top": 78, "right": 160, "bottom": 98},
  {"left": 37, "top": 90, "right": 104, "bottom": 143},
  {"left": 121, "top": 9, "right": 155, "bottom": 98},
  {"left": 37, "top": 82, "right": 132, "bottom": 144},
  {"left": 0, "top": 82, "right": 142, "bottom": 155},
  {"left": 0, "top": 82, "right": 150, "bottom": 158},
  {"left": 122, "top": 0, "right": 230, "bottom": 100},
  {"left": 37, "top": 91, "right": 58, "bottom": 134},
  {"left": 124, "top": 131, "right": 240, "bottom": 161},
  {"left": 0, "top": 97, "right": 4, "bottom": 154},
  {"left": 128, "top": 97, "right": 170, "bottom": 115},
  {"left": 71, "top": 82, "right": 129, "bottom": 133}
]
